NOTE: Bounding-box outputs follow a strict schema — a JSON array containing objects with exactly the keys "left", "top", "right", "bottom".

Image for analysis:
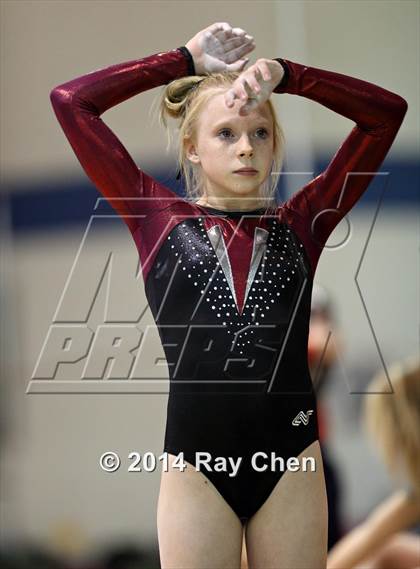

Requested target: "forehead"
[{"left": 198, "top": 89, "right": 273, "bottom": 129}]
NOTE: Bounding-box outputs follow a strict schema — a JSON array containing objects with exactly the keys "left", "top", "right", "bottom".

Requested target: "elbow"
[
  {"left": 377, "top": 96, "right": 408, "bottom": 134},
  {"left": 396, "top": 95, "right": 408, "bottom": 117},
  {"left": 49, "top": 85, "right": 74, "bottom": 111},
  {"left": 50, "top": 85, "right": 98, "bottom": 118},
  {"left": 50, "top": 86, "right": 72, "bottom": 107},
  {"left": 49, "top": 87, "right": 79, "bottom": 128},
  {"left": 392, "top": 96, "right": 408, "bottom": 133},
  {"left": 391, "top": 95, "right": 408, "bottom": 123},
  {"left": 399, "top": 97, "right": 408, "bottom": 111}
]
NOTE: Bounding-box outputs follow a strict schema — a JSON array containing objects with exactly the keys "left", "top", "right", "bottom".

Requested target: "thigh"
[
  {"left": 245, "top": 440, "right": 328, "bottom": 569},
  {"left": 157, "top": 453, "right": 244, "bottom": 569},
  {"left": 241, "top": 530, "right": 249, "bottom": 569}
]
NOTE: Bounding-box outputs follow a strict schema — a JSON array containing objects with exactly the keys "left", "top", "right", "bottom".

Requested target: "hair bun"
[{"left": 161, "top": 76, "right": 206, "bottom": 122}]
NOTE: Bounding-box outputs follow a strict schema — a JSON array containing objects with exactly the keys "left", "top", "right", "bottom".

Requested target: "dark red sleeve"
[
  {"left": 273, "top": 58, "right": 408, "bottom": 274},
  {"left": 49, "top": 47, "right": 195, "bottom": 235}
]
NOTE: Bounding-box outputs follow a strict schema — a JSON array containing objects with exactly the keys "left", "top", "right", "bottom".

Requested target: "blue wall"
[{"left": 3, "top": 156, "right": 419, "bottom": 234}]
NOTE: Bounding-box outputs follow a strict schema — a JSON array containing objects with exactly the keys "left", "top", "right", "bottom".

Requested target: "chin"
[
  {"left": 231, "top": 186, "right": 261, "bottom": 197},
  {"left": 230, "top": 179, "right": 261, "bottom": 192}
]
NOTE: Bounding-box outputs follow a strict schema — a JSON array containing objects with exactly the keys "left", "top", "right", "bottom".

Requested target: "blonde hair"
[
  {"left": 158, "top": 72, "right": 285, "bottom": 206},
  {"left": 363, "top": 355, "right": 420, "bottom": 497}
]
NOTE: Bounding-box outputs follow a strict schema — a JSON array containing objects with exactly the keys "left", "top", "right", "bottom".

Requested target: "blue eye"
[
  {"left": 256, "top": 128, "right": 269, "bottom": 138},
  {"left": 217, "top": 128, "right": 270, "bottom": 140},
  {"left": 218, "top": 129, "right": 233, "bottom": 139}
]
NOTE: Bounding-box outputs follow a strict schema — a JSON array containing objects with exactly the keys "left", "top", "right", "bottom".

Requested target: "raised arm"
[
  {"left": 50, "top": 23, "right": 256, "bottom": 237},
  {"left": 49, "top": 47, "right": 195, "bottom": 234},
  {"left": 273, "top": 57, "right": 408, "bottom": 264},
  {"left": 327, "top": 490, "right": 420, "bottom": 569}
]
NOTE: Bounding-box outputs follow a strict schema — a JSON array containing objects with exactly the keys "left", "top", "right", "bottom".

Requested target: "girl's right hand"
[
  {"left": 185, "top": 22, "right": 256, "bottom": 75},
  {"left": 224, "top": 58, "right": 285, "bottom": 115}
]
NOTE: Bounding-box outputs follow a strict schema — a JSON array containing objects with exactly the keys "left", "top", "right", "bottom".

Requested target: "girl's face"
[{"left": 185, "top": 89, "right": 274, "bottom": 207}]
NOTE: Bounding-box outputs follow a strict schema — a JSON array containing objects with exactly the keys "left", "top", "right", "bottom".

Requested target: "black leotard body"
[{"left": 50, "top": 46, "right": 407, "bottom": 524}]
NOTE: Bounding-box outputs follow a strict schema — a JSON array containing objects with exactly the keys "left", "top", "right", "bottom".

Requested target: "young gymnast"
[
  {"left": 50, "top": 21, "right": 408, "bottom": 568},
  {"left": 327, "top": 356, "right": 420, "bottom": 569}
]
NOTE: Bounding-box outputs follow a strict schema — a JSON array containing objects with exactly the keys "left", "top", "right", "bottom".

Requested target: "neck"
[{"left": 196, "top": 195, "right": 267, "bottom": 211}]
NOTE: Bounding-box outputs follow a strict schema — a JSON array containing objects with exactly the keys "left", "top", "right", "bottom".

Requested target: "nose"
[{"left": 238, "top": 134, "right": 254, "bottom": 158}]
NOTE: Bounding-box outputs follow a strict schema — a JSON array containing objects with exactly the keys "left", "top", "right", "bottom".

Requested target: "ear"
[{"left": 185, "top": 138, "right": 201, "bottom": 165}]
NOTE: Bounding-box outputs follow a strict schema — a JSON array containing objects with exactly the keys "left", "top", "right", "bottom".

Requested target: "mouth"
[{"left": 234, "top": 168, "right": 258, "bottom": 175}]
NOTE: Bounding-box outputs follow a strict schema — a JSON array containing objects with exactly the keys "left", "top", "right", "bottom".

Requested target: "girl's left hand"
[
  {"left": 224, "top": 58, "right": 285, "bottom": 115},
  {"left": 185, "top": 22, "right": 256, "bottom": 75}
]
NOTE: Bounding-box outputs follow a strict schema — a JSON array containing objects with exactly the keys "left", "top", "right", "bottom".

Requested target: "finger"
[
  {"left": 226, "top": 58, "right": 250, "bottom": 72},
  {"left": 224, "top": 73, "right": 257, "bottom": 106},
  {"left": 222, "top": 35, "right": 251, "bottom": 51},
  {"left": 238, "top": 77, "right": 252, "bottom": 100},
  {"left": 212, "top": 22, "right": 233, "bottom": 40},
  {"left": 223, "top": 37, "right": 255, "bottom": 59},
  {"left": 231, "top": 27, "right": 246, "bottom": 36},
  {"left": 223, "top": 41, "right": 256, "bottom": 63},
  {"left": 225, "top": 81, "right": 248, "bottom": 105},
  {"left": 230, "top": 27, "right": 253, "bottom": 42},
  {"left": 224, "top": 35, "right": 255, "bottom": 49},
  {"left": 231, "top": 29, "right": 254, "bottom": 43},
  {"left": 257, "top": 60, "right": 272, "bottom": 82},
  {"left": 225, "top": 88, "right": 239, "bottom": 108},
  {"left": 213, "top": 30, "right": 230, "bottom": 45},
  {"left": 223, "top": 34, "right": 253, "bottom": 48},
  {"left": 219, "top": 22, "right": 232, "bottom": 32},
  {"left": 209, "top": 21, "right": 231, "bottom": 33},
  {"left": 206, "top": 22, "right": 231, "bottom": 42},
  {"left": 243, "top": 69, "right": 263, "bottom": 94}
]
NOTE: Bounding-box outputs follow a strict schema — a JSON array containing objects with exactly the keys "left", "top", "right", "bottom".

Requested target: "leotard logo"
[{"left": 292, "top": 410, "right": 314, "bottom": 426}]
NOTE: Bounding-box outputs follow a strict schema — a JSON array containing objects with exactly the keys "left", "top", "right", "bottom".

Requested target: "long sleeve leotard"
[{"left": 50, "top": 47, "right": 407, "bottom": 523}]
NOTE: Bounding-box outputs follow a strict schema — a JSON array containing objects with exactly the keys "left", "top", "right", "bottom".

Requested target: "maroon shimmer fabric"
[{"left": 50, "top": 48, "right": 407, "bottom": 284}]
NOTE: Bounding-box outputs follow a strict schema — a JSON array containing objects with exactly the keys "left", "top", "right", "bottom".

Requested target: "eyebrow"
[{"left": 212, "top": 118, "right": 272, "bottom": 129}]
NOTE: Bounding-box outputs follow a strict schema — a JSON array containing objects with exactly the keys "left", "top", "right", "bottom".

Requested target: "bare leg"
[
  {"left": 157, "top": 453, "right": 244, "bottom": 569},
  {"left": 245, "top": 440, "right": 328, "bottom": 568},
  {"left": 241, "top": 529, "right": 249, "bottom": 569}
]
